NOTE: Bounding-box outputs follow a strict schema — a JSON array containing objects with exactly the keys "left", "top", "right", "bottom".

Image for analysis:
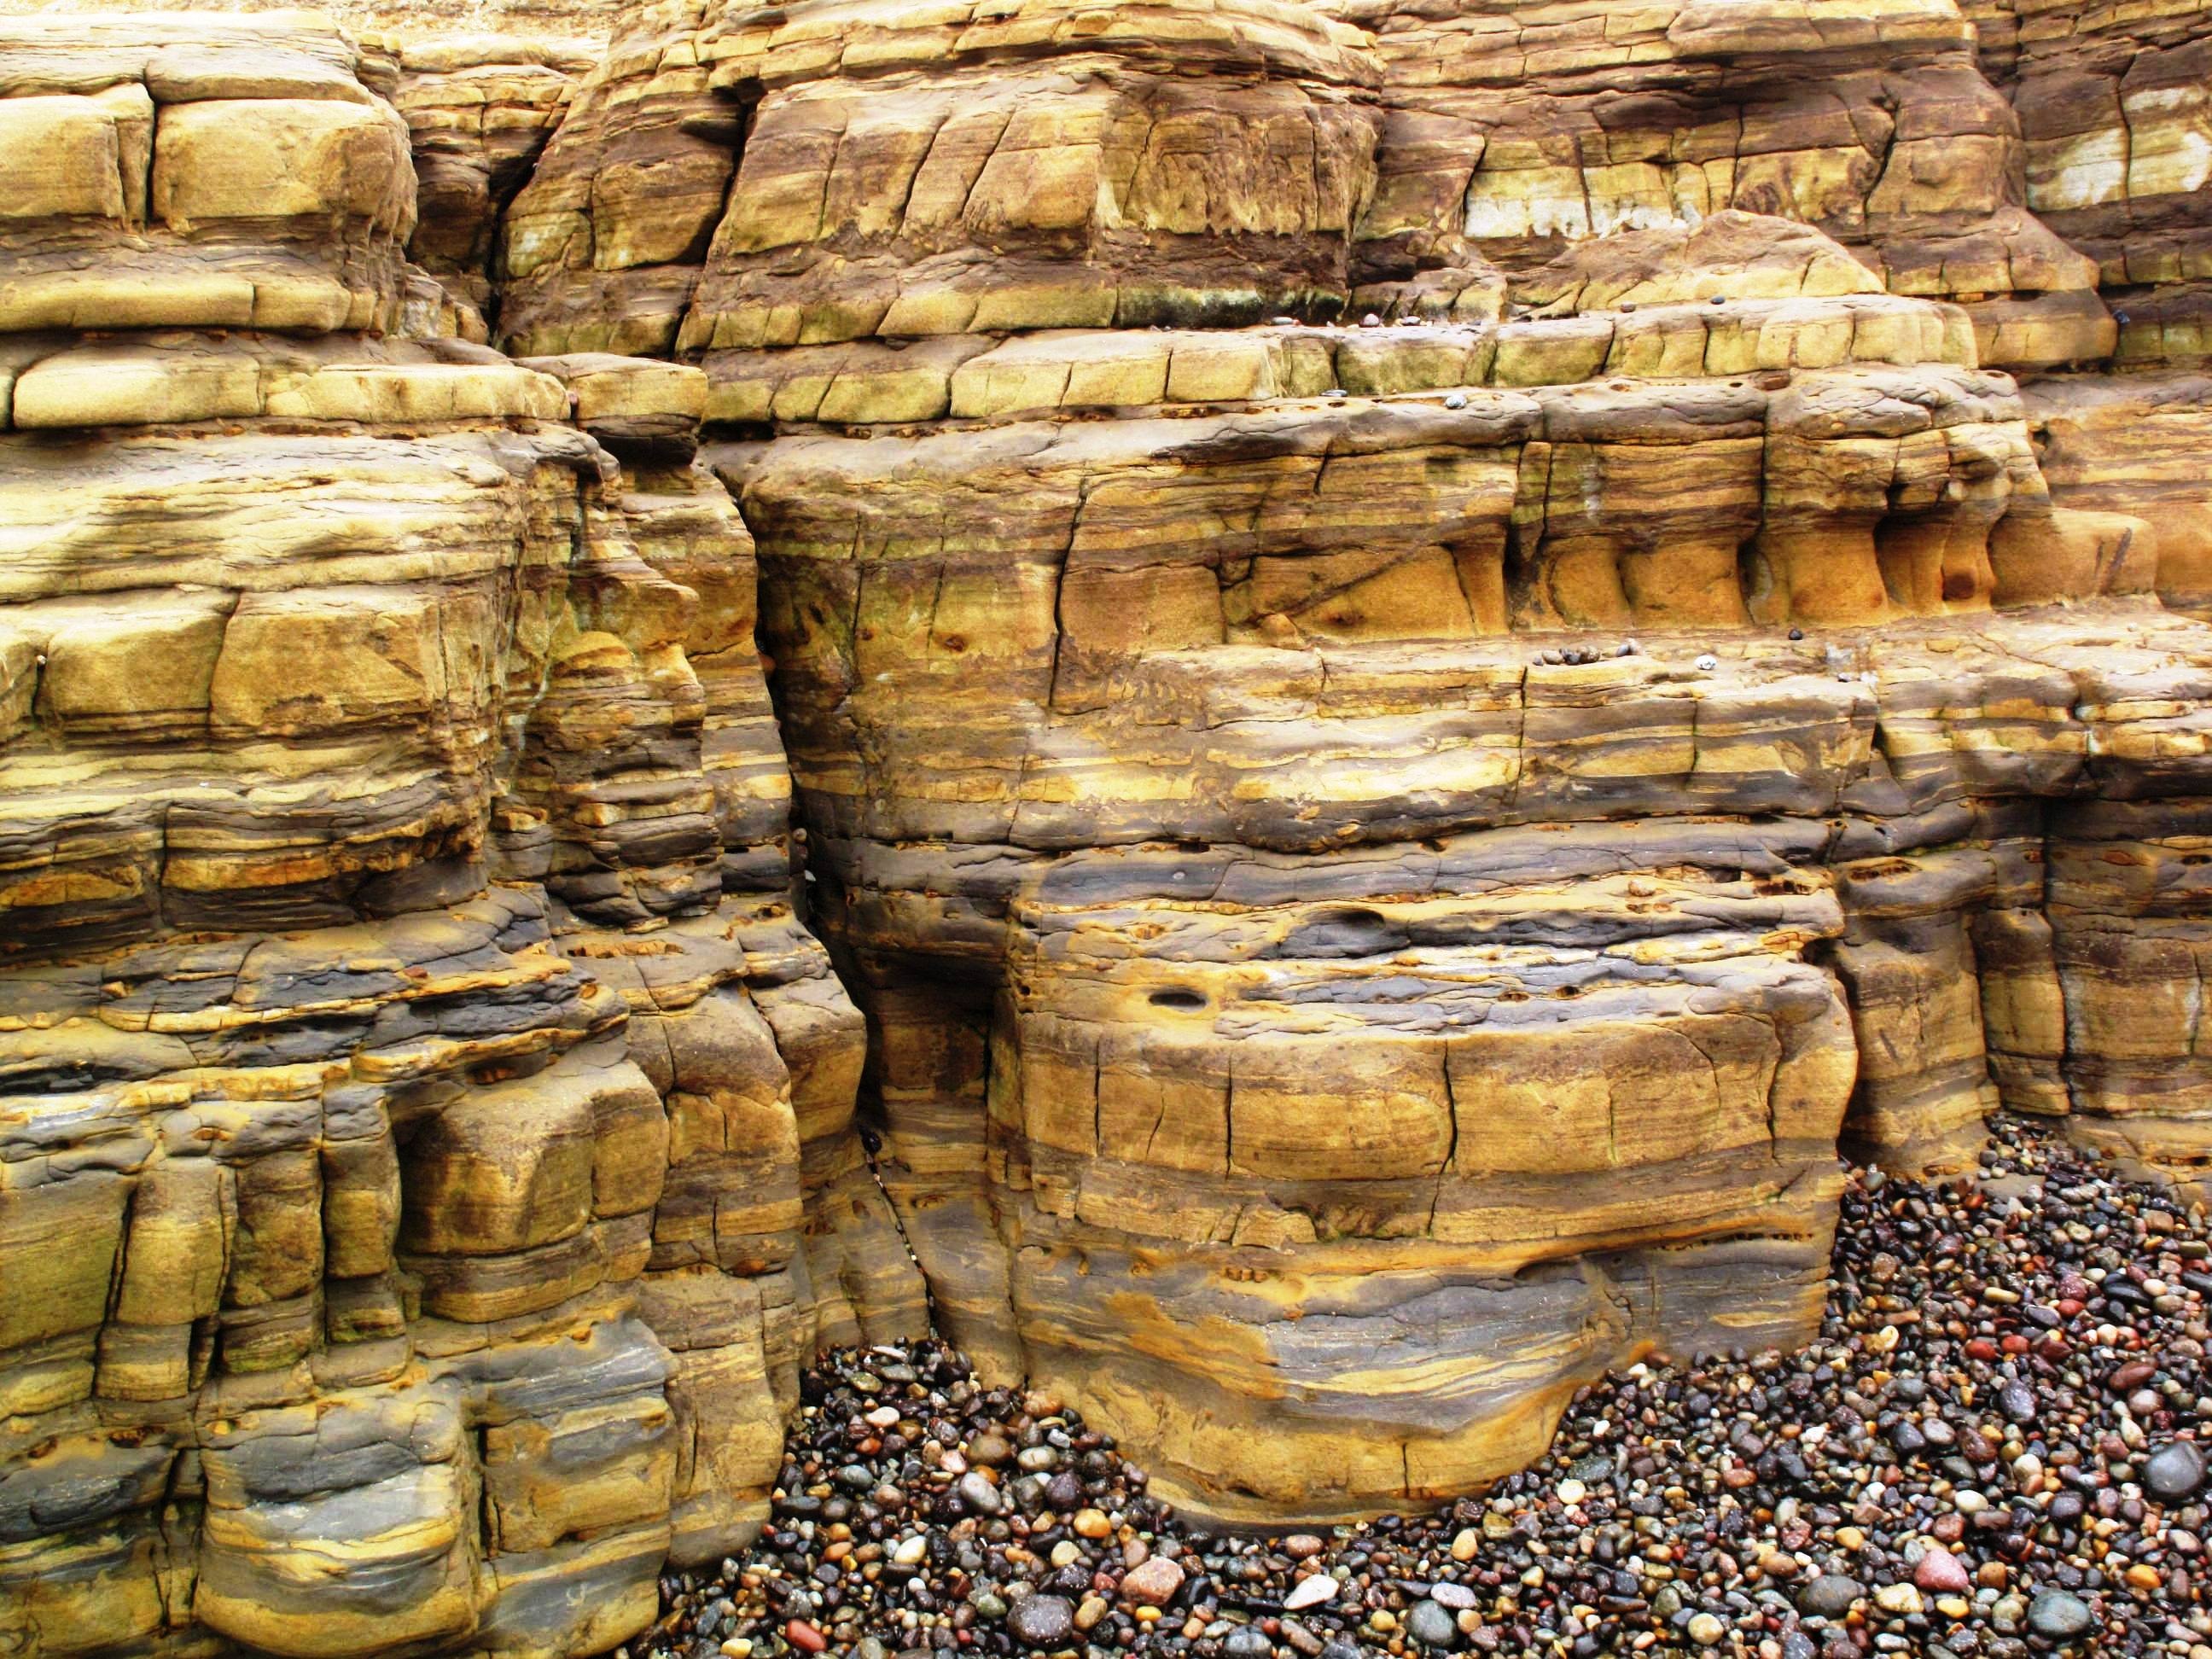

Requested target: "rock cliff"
[
  {"left": 0, "top": 16, "right": 923, "bottom": 1658},
  {"left": 6, "top": 0, "right": 2212, "bottom": 1651}
]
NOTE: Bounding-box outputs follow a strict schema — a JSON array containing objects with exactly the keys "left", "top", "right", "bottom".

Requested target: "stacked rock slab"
[
  {"left": 483, "top": 0, "right": 2212, "bottom": 1522},
  {"left": 1333, "top": 0, "right": 2116, "bottom": 372},
  {"left": 10, "top": 0, "right": 2212, "bottom": 1586},
  {"left": 387, "top": 32, "right": 598, "bottom": 330},
  {"left": 1953, "top": 0, "right": 2212, "bottom": 614},
  {"left": 0, "top": 15, "right": 921, "bottom": 1659}
]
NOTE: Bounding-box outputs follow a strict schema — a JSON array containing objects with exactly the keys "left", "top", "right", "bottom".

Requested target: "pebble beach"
[{"left": 642, "top": 1116, "right": 2212, "bottom": 1658}]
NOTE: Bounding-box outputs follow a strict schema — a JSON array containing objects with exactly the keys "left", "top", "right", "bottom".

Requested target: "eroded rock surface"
[
  {"left": 0, "top": 16, "right": 920, "bottom": 1659},
  {"left": 8, "top": 0, "right": 2212, "bottom": 1641},
  {"left": 492, "top": 0, "right": 2212, "bottom": 1525}
]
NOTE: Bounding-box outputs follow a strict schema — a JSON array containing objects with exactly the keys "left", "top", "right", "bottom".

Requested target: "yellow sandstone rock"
[
  {"left": 0, "top": 19, "right": 921, "bottom": 1659},
  {"left": 9, "top": 0, "right": 2212, "bottom": 1643}
]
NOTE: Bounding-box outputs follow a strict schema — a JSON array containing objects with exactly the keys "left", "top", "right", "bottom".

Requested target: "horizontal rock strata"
[
  {"left": 0, "top": 17, "right": 921, "bottom": 1659},
  {"left": 609, "top": 0, "right": 2212, "bottom": 1522},
  {"left": 7, "top": 0, "right": 2212, "bottom": 1640}
]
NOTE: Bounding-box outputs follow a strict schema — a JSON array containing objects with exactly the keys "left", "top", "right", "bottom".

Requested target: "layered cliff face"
[
  {"left": 481, "top": 0, "right": 2212, "bottom": 1524},
  {"left": 0, "top": 15, "right": 923, "bottom": 1659},
  {"left": 7, "top": 0, "right": 2212, "bottom": 1648}
]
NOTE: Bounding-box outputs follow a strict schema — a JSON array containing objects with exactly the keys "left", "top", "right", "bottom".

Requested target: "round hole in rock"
[{"left": 1149, "top": 988, "right": 1208, "bottom": 1010}]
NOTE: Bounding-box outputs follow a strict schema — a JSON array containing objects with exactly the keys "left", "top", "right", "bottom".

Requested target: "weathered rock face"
[
  {"left": 0, "top": 15, "right": 922, "bottom": 1659},
  {"left": 1340, "top": 0, "right": 2116, "bottom": 371},
  {"left": 479, "top": 0, "right": 2212, "bottom": 1526},
  {"left": 9, "top": 0, "right": 2212, "bottom": 1635},
  {"left": 389, "top": 32, "right": 597, "bottom": 329}
]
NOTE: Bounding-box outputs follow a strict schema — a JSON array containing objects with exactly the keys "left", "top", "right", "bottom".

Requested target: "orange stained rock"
[{"left": 9, "top": 0, "right": 2212, "bottom": 1647}]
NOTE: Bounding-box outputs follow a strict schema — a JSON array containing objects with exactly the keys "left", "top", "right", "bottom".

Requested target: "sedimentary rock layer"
[
  {"left": 492, "top": 0, "right": 2212, "bottom": 1523},
  {"left": 9, "top": 0, "right": 2212, "bottom": 1632},
  {"left": 0, "top": 18, "right": 921, "bottom": 1659}
]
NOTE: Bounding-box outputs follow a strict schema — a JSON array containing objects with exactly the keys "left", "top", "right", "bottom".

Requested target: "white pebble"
[{"left": 1284, "top": 1576, "right": 1339, "bottom": 1610}]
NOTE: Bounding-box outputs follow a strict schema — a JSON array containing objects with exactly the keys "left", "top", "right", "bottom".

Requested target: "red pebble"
[
  {"left": 1965, "top": 1339, "right": 2000, "bottom": 1361},
  {"left": 1915, "top": 1551, "right": 1972, "bottom": 1594},
  {"left": 2001, "top": 1335, "right": 2030, "bottom": 1353},
  {"left": 787, "top": 1621, "right": 828, "bottom": 1653}
]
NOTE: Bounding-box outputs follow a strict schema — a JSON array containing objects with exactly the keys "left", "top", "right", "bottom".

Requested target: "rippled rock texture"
[{"left": 8, "top": 0, "right": 2212, "bottom": 1648}]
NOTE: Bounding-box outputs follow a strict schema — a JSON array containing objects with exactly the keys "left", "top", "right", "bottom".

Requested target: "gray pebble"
[
  {"left": 1796, "top": 1575, "right": 1864, "bottom": 1620},
  {"left": 958, "top": 1471, "right": 1004, "bottom": 1515},
  {"left": 1405, "top": 1600, "right": 1460, "bottom": 1650},
  {"left": 2025, "top": 1589, "right": 2093, "bottom": 1640},
  {"left": 1005, "top": 1594, "right": 1071, "bottom": 1646},
  {"left": 2145, "top": 1439, "right": 2206, "bottom": 1501}
]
